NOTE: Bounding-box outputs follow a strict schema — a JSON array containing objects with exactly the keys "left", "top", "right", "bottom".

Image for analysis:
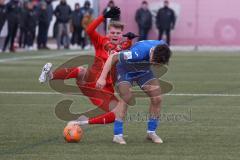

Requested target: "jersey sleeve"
[
  {"left": 119, "top": 50, "right": 132, "bottom": 63},
  {"left": 85, "top": 15, "right": 105, "bottom": 49},
  {"left": 118, "top": 49, "right": 144, "bottom": 64}
]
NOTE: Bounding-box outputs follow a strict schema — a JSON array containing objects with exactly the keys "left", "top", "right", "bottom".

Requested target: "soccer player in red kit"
[{"left": 39, "top": 7, "right": 138, "bottom": 125}]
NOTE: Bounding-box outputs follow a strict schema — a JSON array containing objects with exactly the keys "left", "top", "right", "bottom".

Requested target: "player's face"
[{"left": 108, "top": 27, "right": 123, "bottom": 44}]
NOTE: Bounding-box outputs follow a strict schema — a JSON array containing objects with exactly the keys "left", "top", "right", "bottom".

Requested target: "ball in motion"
[{"left": 63, "top": 125, "right": 83, "bottom": 143}]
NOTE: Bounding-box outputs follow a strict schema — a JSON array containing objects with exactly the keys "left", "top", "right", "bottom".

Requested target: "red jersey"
[{"left": 83, "top": 15, "right": 131, "bottom": 86}]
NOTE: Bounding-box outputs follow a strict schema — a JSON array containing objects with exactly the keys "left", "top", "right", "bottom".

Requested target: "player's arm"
[
  {"left": 121, "top": 32, "right": 139, "bottom": 50},
  {"left": 86, "top": 7, "right": 120, "bottom": 46},
  {"left": 85, "top": 15, "right": 104, "bottom": 45},
  {"left": 96, "top": 53, "right": 120, "bottom": 89}
]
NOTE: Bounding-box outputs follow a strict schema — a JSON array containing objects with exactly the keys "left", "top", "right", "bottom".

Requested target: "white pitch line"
[
  {"left": 0, "top": 91, "right": 60, "bottom": 95},
  {"left": 0, "top": 91, "right": 240, "bottom": 97},
  {"left": 164, "top": 93, "right": 240, "bottom": 97},
  {"left": 0, "top": 51, "right": 83, "bottom": 63}
]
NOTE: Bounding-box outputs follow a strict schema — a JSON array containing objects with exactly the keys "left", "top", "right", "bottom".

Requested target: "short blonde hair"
[{"left": 108, "top": 21, "right": 124, "bottom": 31}]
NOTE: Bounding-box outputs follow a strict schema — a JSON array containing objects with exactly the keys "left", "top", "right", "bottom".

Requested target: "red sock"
[
  {"left": 89, "top": 111, "right": 116, "bottom": 124},
  {"left": 53, "top": 67, "right": 80, "bottom": 80}
]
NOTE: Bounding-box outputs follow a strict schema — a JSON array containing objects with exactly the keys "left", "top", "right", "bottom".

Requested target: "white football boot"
[
  {"left": 146, "top": 132, "right": 163, "bottom": 144},
  {"left": 39, "top": 62, "right": 53, "bottom": 83},
  {"left": 113, "top": 135, "right": 127, "bottom": 145},
  {"left": 67, "top": 115, "right": 89, "bottom": 126}
]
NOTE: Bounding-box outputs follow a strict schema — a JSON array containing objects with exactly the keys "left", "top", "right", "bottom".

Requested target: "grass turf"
[{"left": 0, "top": 50, "right": 239, "bottom": 160}]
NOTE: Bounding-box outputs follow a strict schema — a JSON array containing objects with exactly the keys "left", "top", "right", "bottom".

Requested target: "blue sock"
[
  {"left": 114, "top": 120, "right": 123, "bottom": 136},
  {"left": 147, "top": 118, "right": 159, "bottom": 133}
]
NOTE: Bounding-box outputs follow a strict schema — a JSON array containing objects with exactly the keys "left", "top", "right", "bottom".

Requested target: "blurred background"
[
  {"left": 0, "top": 0, "right": 240, "bottom": 52},
  {"left": 99, "top": 0, "right": 240, "bottom": 46}
]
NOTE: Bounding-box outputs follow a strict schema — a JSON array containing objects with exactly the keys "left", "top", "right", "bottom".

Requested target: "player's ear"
[{"left": 150, "top": 49, "right": 154, "bottom": 62}]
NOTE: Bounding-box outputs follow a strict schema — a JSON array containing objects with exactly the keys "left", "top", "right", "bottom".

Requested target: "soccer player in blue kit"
[{"left": 96, "top": 40, "right": 172, "bottom": 144}]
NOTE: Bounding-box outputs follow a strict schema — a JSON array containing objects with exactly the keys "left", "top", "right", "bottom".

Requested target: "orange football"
[{"left": 63, "top": 125, "right": 83, "bottom": 143}]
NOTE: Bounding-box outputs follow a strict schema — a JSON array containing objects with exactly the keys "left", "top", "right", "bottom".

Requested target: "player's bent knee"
[
  {"left": 78, "top": 66, "right": 86, "bottom": 74},
  {"left": 121, "top": 92, "right": 135, "bottom": 106},
  {"left": 151, "top": 96, "right": 162, "bottom": 106}
]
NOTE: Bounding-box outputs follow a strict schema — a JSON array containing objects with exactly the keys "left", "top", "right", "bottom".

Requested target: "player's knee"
[
  {"left": 121, "top": 92, "right": 135, "bottom": 106},
  {"left": 76, "top": 67, "right": 86, "bottom": 80},
  {"left": 78, "top": 66, "right": 86, "bottom": 74},
  {"left": 151, "top": 96, "right": 162, "bottom": 106}
]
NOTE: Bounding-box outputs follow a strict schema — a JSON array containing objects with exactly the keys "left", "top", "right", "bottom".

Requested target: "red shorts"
[{"left": 77, "top": 82, "right": 118, "bottom": 112}]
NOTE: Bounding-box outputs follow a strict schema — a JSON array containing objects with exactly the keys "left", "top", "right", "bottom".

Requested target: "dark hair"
[
  {"left": 108, "top": 0, "right": 114, "bottom": 5},
  {"left": 142, "top": 1, "right": 148, "bottom": 5},
  {"left": 84, "top": 0, "right": 90, "bottom": 7},
  {"left": 152, "top": 44, "right": 172, "bottom": 64}
]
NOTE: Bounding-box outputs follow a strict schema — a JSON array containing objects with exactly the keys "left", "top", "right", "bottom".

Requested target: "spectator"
[
  {"left": 0, "top": 0, "right": 6, "bottom": 35},
  {"left": 156, "top": 0, "right": 176, "bottom": 45},
  {"left": 45, "top": 0, "right": 53, "bottom": 24},
  {"left": 24, "top": 1, "right": 38, "bottom": 51},
  {"left": 18, "top": 1, "right": 28, "bottom": 49},
  {"left": 43, "top": 0, "right": 53, "bottom": 48},
  {"left": 71, "top": 3, "right": 84, "bottom": 49},
  {"left": 81, "top": 0, "right": 93, "bottom": 15},
  {"left": 37, "top": 1, "right": 49, "bottom": 49},
  {"left": 102, "top": 0, "right": 120, "bottom": 34},
  {"left": 81, "top": 0, "right": 93, "bottom": 50},
  {"left": 2, "top": 0, "right": 21, "bottom": 52},
  {"left": 135, "top": 1, "right": 152, "bottom": 41},
  {"left": 54, "top": 0, "right": 72, "bottom": 49}
]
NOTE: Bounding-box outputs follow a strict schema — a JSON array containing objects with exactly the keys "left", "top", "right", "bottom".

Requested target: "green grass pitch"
[{"left": 0, "top": 50, "right": 239, "bottom": 160}]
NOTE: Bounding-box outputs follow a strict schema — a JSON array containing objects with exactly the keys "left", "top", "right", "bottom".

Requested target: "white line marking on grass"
[
  {"left": 0, "top": 91, "right": 60, "bottom": 95},
  {"left": 165, "top": 93, "right": 240, "bottom": 97},
  {"left": 0, "top": 91, "right": 240, "bottom": 97},
  {"left": 0, "top": 51, "right": 83, "bottom": 63}
]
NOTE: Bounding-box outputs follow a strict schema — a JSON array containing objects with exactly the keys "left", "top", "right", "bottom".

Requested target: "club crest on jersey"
[{"left": 123, "top": 51, "right": 132, "bottom": 60}]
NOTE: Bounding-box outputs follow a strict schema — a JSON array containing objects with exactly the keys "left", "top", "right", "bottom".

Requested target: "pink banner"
[{"left": 99, "top": 0, "right": 240, "bottom": 46}]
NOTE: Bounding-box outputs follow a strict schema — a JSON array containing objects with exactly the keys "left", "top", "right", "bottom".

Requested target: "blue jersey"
[
  {"left": 118, "top": 40, "right": 166, "bottom": 64},
  {"left": 116, "top": 40, "right": 166, "bottom": 86}
]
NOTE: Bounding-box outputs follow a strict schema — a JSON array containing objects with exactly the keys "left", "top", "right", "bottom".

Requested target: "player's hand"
[
  {"left": 96, "top": 78, "right": 106, "bottom": 89},
  {"left": 123, "top": 32, "right": 139, "bottom": 40},
  {"left": 104, "top": 6, "right": 121, "bottom": 19}
]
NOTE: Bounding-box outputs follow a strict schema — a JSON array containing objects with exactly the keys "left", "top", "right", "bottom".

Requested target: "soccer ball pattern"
[{"left": 63, "top": 125, "right": 83, "bottom": 143}]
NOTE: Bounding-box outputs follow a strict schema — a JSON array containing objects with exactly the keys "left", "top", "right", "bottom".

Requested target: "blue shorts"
[{"left": 116, "top": 69, "right": 156, "bottom": 88}]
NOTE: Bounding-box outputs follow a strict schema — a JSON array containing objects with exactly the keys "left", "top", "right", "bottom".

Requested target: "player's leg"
[
  {"left": 112, "top": 82, "right": 133, "bottom": 144},
  {"left": 66, "top": 80, "right": 118, "bottom": 126},
  {"left": 139, "top": 72, "right": 163, "bottom": 144},
  {"left": 142, "top": 79, "right": 162, "bottom": 119},
  {"left": 74, "top": 82, "right": 131, "bottom": 144},
  {"left": 39, "top": 62, "right": 86, "bottom": 83},
  {"left": 142, "top": 79, "right": 163, "bottom": 143},
  {"left": 80, "top": 88, "right": 119, "bottom": 125},
  {"left": 52, "top": 67, "right": 86, "bottom": 80}
]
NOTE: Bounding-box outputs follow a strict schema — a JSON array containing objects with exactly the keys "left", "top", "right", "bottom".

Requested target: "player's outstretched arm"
[
  {"left": 85, "top": 6, "right": 121, "bottom": 52},
  {"left": 86, "top": 6, "right": 120, "bottom": 36},
  {"left": 96, "top": 53, "right": 119, "bottom": 89}
]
